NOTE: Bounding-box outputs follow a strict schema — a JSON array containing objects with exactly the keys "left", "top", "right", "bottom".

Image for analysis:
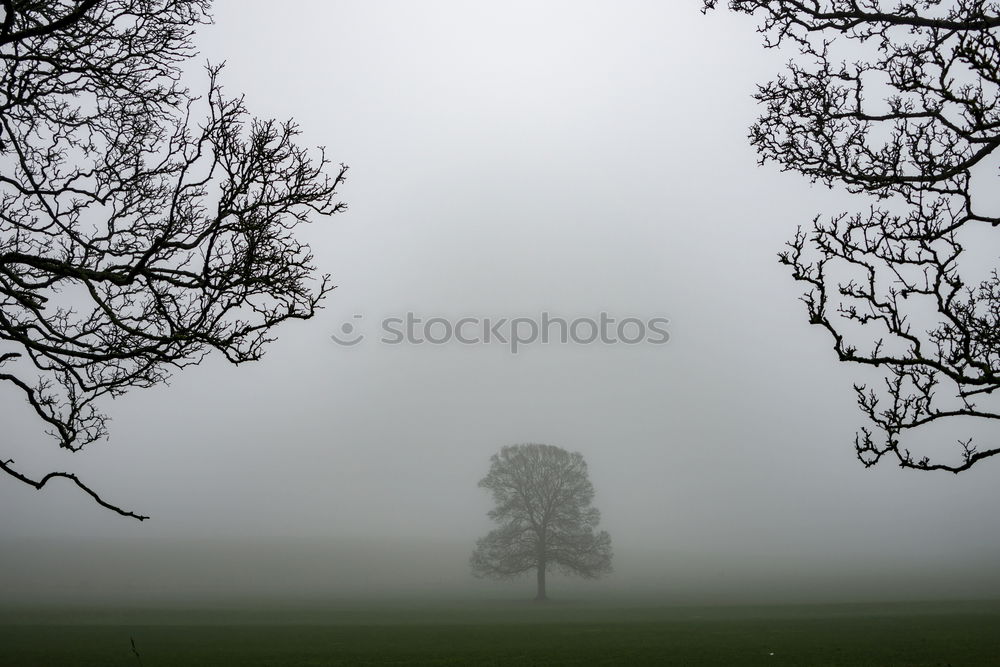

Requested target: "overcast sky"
[{"left": 2, "top": 0, "right": 1000, "bottom": 604}]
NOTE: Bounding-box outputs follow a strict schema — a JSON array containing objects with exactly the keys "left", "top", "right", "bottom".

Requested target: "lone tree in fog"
[
  {"left": 706, "top": 1, "right": 1000, "bottom": 472},
  {"left": 0, "top": 0, "right": 347, "bottom": 518},
  {"left": 471, "top": 443, "right": 612, "bottom": 601}
]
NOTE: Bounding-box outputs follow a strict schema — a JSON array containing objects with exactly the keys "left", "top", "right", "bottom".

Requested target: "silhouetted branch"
[
  {"left": 709, "top": 0, "right": 1000, "bottom": 472},
  {"left": 0, "top": 458, "right": 148, "bottom": 520},
  {"left": 0, "top": 0, "right": 101, "bottom": 46},
  {"left": 0, "top": 0, "right": 348, "bottom": 514}
]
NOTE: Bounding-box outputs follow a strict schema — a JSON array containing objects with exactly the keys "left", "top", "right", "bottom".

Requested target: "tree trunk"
[{"left": 535, "top": 562, "right": 547, "bottom": 601}]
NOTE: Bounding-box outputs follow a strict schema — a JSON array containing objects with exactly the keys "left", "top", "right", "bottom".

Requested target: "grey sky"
[{"left": 2, "top": 0, "right": 999, "bottom": 604}]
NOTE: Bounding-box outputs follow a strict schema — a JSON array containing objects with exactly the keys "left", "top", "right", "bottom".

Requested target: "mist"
[{"left": 3, "top": 0, "right": 1000, "bottom": 611}]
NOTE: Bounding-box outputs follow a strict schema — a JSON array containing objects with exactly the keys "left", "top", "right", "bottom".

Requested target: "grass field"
[{"left": 1, "top": 599, "right": 998, "bottom": 666}]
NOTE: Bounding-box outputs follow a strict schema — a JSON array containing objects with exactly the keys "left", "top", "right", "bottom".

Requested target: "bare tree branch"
[
  {"left": 707, "top": 0, "right": 1000, "bottom": 472},
  {"left": 0, "top": 0, "right": 348, "bottom": 516},
  {"left": 0, "top": 458, "right": 148, "bottom": 520}
]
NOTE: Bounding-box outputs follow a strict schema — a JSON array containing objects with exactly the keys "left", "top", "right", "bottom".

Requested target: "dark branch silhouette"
[
  {"left": 1, "top": 457, "right": 148, "bottom": 520},
  {"left": 0, "top": 0, "right": 347, "bottom": 516},
  {"left": 706, "top": 1, "right": 1000, "bottom": 472},
  {"left": 471, "top": 443, "right": 612, "bottom": 600}
]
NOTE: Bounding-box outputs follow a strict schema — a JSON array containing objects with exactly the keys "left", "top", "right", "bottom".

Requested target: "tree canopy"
[
  {"left": 0, "top": 0, "right": 347, "bottom": 517},
  {"left": 707, "top": 0, "right": 1000, "bottom": 472},
  {"left": 472, "top": 443, "right": 612, "bottom": 600}
]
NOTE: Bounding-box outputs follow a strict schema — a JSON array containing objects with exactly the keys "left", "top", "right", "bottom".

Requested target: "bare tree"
[
  {"left": 471, "top": 443, "right": 612, "bottom": 601},
  {"left": 705, "top": 1, "right": 1000, "bottom": 472},
  {"left": 0, "top": 0, "right": 347, "bottom": 518}
]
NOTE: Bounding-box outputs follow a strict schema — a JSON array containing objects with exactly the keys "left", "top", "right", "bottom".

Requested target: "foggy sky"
[{"left": 2, "top": 0, "right": 1000, "bottom": 605}]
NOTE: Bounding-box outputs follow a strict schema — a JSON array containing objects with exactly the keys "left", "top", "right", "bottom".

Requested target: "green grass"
[{"left": 1, "top": 599, "right": 997, "bottom": 666}]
